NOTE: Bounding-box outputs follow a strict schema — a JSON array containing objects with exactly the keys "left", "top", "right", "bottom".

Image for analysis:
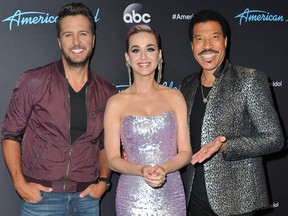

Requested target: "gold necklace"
[{"left": 200, "top": 83, "right": 212, "bottom": 103}]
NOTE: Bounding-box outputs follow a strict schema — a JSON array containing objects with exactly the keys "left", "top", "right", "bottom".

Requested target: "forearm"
[
  {"left": 99, "top": 149, "right": 112, "bottom": 178},
  {"left": 108, "top": 157, "right": 145, "bottom": 176},
  {"left": 2, "top": 139, "right": 26, "bottom": 188},
  {"left": 159, "top": 150, "right": 191, "bottom": 174},
  {"left": 224, "top": 133, "right": 283, "bottom": 161}
]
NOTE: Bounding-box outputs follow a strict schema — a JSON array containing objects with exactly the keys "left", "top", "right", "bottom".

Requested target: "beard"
[{"left": 61, "top": 48, "right": 93, "bottom": 68}]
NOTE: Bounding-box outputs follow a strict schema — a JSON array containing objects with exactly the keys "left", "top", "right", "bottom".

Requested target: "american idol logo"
[
  {"left": 123, "top": 3, "right": 151, "bottom": 28},
  {"left": 115, "top": 81, "right": 179, "bottom": 92},
  {"left": 2, "top": 8, "right": 100, "bottom": 31},
  {"left": 269, "top": 81, "right": 283, "bottom": 87},
  {"left": 235, "top": 8, "right": 287, "bottom": 25}
]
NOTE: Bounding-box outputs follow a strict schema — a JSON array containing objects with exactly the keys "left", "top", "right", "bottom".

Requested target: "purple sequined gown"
[{"left": 116, "top": 112, "right": 186, "bottom": 216}]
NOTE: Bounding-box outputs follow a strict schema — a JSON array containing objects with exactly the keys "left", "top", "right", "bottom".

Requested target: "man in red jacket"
[{"left": 1, "top": 2, "right": 116, "bottom": 215}]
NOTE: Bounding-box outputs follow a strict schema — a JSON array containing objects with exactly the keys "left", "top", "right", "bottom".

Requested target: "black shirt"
[
  {"left": 189, "top": 78, "right": 212, "bottom": 209},
  {"left": 69, "top": 83, "right": 87, "bottom": 144}
]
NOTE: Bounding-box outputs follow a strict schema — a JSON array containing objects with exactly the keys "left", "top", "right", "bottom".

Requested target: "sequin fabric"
[
  {"left": 180, "top": 60, "right": 284, "bottom": 216},
  {"left": 117, "top": 112, "right": 186, "bottom": 216}
]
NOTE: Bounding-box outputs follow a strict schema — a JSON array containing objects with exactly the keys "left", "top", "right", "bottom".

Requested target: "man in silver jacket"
[{"left": 180, "top": 9, "right": 284, "bottom": 216}]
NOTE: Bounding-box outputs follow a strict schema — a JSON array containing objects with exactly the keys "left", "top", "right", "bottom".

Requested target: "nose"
[
  {"left": 202, "top": 38, "right": 213, "bottom": 50},
  {"left": 72, "top": 35, "right": 80, "bottom": 45},
  {"left": 140, "top": 50, "right": 147, "bottom": 60}
]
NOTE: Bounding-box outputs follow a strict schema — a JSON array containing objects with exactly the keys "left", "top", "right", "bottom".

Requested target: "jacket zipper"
[
  {"left": 63, "top": 83, "right": 72, "bottom": 191},
  {"left": 63, "top": 85, "right": 89, "bottom": 191},
  {"left": 63, "top": 145, "right": 73, "bottom": 191}
]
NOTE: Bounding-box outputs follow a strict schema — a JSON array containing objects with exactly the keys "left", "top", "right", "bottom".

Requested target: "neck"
[
  {"left": 201, "top": 71, "right": 215, "bottom": 87},
  {"left": 63, "top": 63, "right": 89, "bottom": 92},
  {"left": 130, "top": 79, "right": 159, "bottom": 95}
]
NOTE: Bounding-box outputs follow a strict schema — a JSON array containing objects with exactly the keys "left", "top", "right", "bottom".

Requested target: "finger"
[
  {"left": 147, "top": 167, "right": 157, "bottom": 175},
  {"left": 219, "top": 136, "right": 226, "bottom": 143},
  {"left": 144, "top": 178, "right": 158, "bottom": 185},
  {"left": 192, "top": 151, "right": 204, "bottom": 161},
  {"left": 192, "top": 149, "right": 210, "bottom": 164},
  {"left": 198, "top": 154, "right": 211, "bottom": 163},
  {"left": 144, "top": 178, "right": 154, "bottom": 186},
  {"left": 191, "top": 156, "right": 202, "bottom": 165},
  {"left": 142, "top": 165, "right": 153, "bottom": 175},
  {"left": 79, "top": 188, "right": 90, "bottom": 198},
  {"left": 191, "top": 156, "right": 200, "bottom": 164},
  {"left": 154, "top": 167, "right": 165, "bottom": 176},
  {"left": 148, "top": 171, "right": 166, "bottom": 180},
  {"left": 38, "top": 185, "right": 53, "bottom": 193},
  {"left": 214, "top": 139, "right": 223, "bottom": 147},
  {"left": 152, "top": 178, "right": 166, "bottom": 188},
  {"left": 147, "top": 175, "right": 165, "bottom": 184},
  {"left": 145, "top": 180, "right": 163, "bottom": 188}
]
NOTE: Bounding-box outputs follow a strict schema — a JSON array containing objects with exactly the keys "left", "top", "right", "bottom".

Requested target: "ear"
[
  {"left": 58, "top": 38, "right": 62, "bottom": 49},
  {"left": 224, "top": 37, "right": 228, "bottom": 49},
  {"left": 125, "top": 52, "right": 130, "bottom": 62},
  {"left": 159, "top": 49, "right": 162, "bottom": 60},
  {"left": 93, "top": 35, "right": 96, "bottom": 47},
  {"left": 190, "top": 41, "right": 194, "bottom": 51}
]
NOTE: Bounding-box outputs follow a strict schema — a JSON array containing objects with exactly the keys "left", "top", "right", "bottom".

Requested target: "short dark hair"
[
  {"left": 56, "top": 2, "right": 96, "bottom": 38},
  {"left": 188, "top": 9, "right": 229, "bottom": 41},
  {"left": 126, "top": 24, "right": 161, "bottom": 52}
]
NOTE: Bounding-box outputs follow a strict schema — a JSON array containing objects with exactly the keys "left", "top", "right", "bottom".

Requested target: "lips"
[
  {"left": 198, "top": 49, "right": 219, "bottom": 62},
  {"left": 71, "top": 48, "right": 84, "bottom": 54},
  {"left": 70, "top": 45, "right": 85, "bottom": 54},
  {"left": 138, "top": 62, "right": 150, "bottom": 67},
  {"left": 72, "top": 49, "right": 83, "bottom": 54},
  {"left": 200, "top": 52, "right": 216, "bottom": 61}
]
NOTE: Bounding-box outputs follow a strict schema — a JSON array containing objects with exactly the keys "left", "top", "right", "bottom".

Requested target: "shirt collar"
[{"left": 213, "top": 59, "right": 230, "bottom": 78}]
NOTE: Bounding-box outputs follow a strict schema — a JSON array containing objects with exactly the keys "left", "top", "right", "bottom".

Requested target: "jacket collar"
[
  {"left": 213, "top": 59, "right": 230, "bottom": 78},
  {"left": 56, "top": 59, "right": 92, "bottom": 85}
]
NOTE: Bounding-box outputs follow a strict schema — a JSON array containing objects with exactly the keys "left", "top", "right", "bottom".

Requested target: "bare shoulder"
[
  {"left": 160, "top": 85, "right": 184, "bottom": 100},
  {"left": 158, "top": 86, "right": 186, "bottom": 113},
  {"left": 106, "top": 91, "right": 129, "bottom": 111}
]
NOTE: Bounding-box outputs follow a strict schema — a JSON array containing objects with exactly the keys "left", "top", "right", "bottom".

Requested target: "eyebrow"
[
  {"left": 212, "top": 32, "right": 222, "bottom": 35},
  {"left": 61, "top": 29, "right": 90, "bottom": 34},
  {"left": 130, "top": 43, "right": 157, "bottom": 49},
  {"left": 193, "top": 31, "right": 222, "bottom": 38}
]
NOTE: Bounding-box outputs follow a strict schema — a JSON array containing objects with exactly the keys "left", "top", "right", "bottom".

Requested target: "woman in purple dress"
[{"left": 104, "top": 25, "right": 192, "bottom": 216}]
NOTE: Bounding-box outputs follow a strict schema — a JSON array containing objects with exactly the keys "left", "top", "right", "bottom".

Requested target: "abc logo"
[
  {"left": 123, "top": 10, "right": 151, "bottom": 23},
  {"left": 123, "top": 3, "right": 151, "bottom": 27}
]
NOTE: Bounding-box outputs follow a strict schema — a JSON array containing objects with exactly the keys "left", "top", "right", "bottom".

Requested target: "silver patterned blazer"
[{"left": 180, "top": 60, "right": 284, "bottom": 216}]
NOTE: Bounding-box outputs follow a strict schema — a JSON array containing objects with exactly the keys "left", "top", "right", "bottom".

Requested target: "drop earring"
[
  {"left": 126, "top": 61, "right": 132, "bottom": 85},
  {"left": 157, "top": 59, "right": 163, "bottom": 83}
]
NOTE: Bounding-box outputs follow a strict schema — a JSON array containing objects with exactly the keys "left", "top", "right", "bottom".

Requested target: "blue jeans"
[{"left": 20, "top": 192, "right": 100, "bottom": 216}]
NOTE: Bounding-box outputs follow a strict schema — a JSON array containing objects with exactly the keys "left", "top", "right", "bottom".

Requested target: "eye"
[
  {"left": 212, "top": 33, "right": 222, "bottom": 40},
  {"left": 64, "top": 33, "right": 72, "bottom": 38},
  {"left": 131, "top": 48, "right": 140, "bottom": 53},
  {"left": 147, "top": 47, "right": 156, "bottom": 52},
  {"left": 80, "top": 32, "right": 88, "bottom": 36}
]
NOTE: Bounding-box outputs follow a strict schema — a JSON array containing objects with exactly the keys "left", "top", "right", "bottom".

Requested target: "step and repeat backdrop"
[{"left": 0, "top": 0, "right": 287, "bottom": 215}]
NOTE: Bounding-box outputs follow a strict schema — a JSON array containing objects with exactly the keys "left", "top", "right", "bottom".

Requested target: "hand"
[
  {"left": 191, "top": 136, "right": 226, "bottom": 165},
  {"left": 15, "top": 180, "right": 53, "bottom": 203},
  {"left": 122, "top": 151, "right": 128, "bottom": 160},
  {"left": 79, "top": 182, "right": 106, "bottom": 199},
  {"left": 142, "top": 165, "right": 166, "bottom": 188}
]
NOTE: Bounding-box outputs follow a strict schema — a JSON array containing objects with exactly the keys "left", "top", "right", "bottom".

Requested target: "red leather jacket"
[{"left": 2, "top": 60, "right": 116, "bottom": 192}]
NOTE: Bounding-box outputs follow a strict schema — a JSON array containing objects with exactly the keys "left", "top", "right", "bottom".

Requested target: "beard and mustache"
[
  {"left": 61, "top": 46, "right": 93, "bottom": 68},
  {"left": 198, "top": 48, "right": 219, "bottom": 56}
]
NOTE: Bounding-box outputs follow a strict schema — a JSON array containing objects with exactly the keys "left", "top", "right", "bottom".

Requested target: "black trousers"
[
  {"left": 188, "top": 212, "right": 255, "bottom": 216},
  {"left": 188, "top": 209, "right": 255, "bottom": 216},
  {"left": 188, "top": 195, "right": 255, "bottom": 216}
]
